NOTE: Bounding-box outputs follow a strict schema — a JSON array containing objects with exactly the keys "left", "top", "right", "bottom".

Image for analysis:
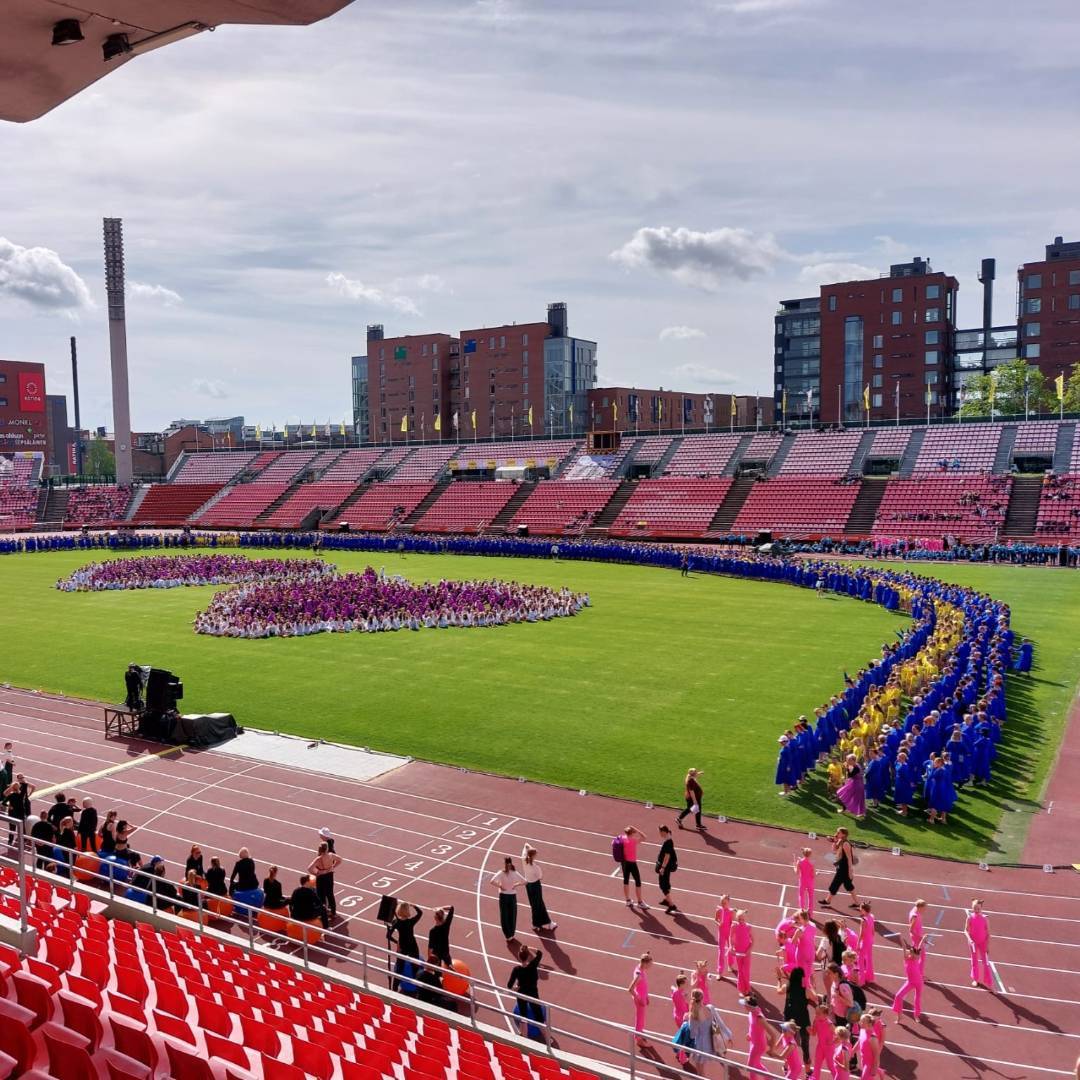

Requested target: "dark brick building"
[{"left": 1016, "top": 236, "right": 1080, "bottom": 384}]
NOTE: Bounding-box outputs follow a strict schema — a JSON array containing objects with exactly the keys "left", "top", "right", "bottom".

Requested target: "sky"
[{"left": 2, "top": 0, "right": 1079, "bottom": 431}]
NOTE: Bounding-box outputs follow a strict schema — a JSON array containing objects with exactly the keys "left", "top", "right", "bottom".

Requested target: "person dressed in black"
[
  {"left": 77, "top": 799, "right": 98, "bottom": 853},
  {"left": 149, "top": 859, "right": 179, "bottom": 913},
  {"left": 819, "top": 827, "right": 861, "bottom": 909},
  {"left": 390, "top": 901, "right": 423, "bottom": 994},
  {"left": 30, "top": 811, "right": 56, "bottom": 870},
  {"left": 185, "top": 845, "right": 206, "bottom": 883},
  {"left": 124, "top": 664, "right": 143, "bottom": 712},
  {"left": 47, "top": 792, "right": 71, "bottom": 831},
  {"left": 417, "top": 948, "right": 446, "bottom": 1009},
  {"left": 655, "top": 825, "right": 678, "bottom": 911},
  {"left": 428, "top": 905, "right": 455, "bottom": 967},
  {"left": 4, "top": 776, "right": 33, "bottom": 846},
  {"left": 205, "top": 857, "right": 228, "bottom": 898},
  {"left": 783, "top": 965, "right": 817, "bottom": 1060},
  {"left": 507, "top": 945, "right": 544, "bottom": 1038},
  {"left": 263, "top": 866, "right": 286, "bottom": 911},
  {"left": 229, "top": 847, "right": 259, "bottom": 896},
  {"left": 288, "top": 875, "right": 324, "bottom": 924},
  {"left": 676, "top": 768, "right": 704, "bottom": 830}
]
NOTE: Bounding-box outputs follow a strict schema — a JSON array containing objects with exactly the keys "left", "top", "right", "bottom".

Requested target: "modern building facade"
[
  {"left": 773, "top": 297, "right": 821, "bottom": 424},
  {"left": 817, "top": 258, "right": 959, "bottom": 424},
  {"left": 1017, "top": 236, "right": 1080, "bottom": 383}
]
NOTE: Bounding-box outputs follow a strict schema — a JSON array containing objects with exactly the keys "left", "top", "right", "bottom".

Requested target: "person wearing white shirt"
[
  {"left": 521, "top": 845, "right": 557, "bottom": 932},
  {"left": 489, "top": 856, "right": 526, "bottom": 941}
]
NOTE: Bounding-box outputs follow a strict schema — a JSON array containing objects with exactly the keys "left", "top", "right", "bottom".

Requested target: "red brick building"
[
  {"left": 1017, "top": 236, "right": 1080, "bottom": 383},
  {"left": 818, "top": 259, "right": 959, "bottom": 424}
]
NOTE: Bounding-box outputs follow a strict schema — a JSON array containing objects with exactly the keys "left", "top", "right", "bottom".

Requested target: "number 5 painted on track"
[{"left": 370, "top": 876, "right": 394, "bottom": 890}]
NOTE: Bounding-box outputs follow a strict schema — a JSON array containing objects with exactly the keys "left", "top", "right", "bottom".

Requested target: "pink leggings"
[
  {"left": 858, "top": 946, "right": 874, "bottom": 983},
  {"left": 970, "top": 941, "right": 991, "bottom": 985},
  {"left": 633, "top": 1001, "right": 647, "bottom": 1033},
  {"left": 811, "top": 1042, "right": 834, "bottom": 1079},
  {"left": 717, "top": 935, "right": 731, "bottom": 973},
  {"left": 798, "top": 882, "right": 814, "bottom": 910},
  {"left": 748, "top": 1040, "right": 768, "bottom": 1072},
  {"left": 735, "top": 953, "right": 752, "bottom": 995},
  {"left": 892, "top": 977, "right": 923, "bottom": 1019}
]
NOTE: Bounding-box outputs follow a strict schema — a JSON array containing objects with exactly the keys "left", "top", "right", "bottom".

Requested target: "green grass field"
[{"left": 1, "top": 547, "right": 1076, "bottom": 862}]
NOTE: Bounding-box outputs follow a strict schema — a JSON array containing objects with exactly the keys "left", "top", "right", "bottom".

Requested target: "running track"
[{"left": 1, "top": 688, "right": 1078, "bottom": 1079}]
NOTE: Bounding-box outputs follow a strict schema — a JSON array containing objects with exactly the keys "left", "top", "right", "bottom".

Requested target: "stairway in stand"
[
  {"left": 708, "top": 475, "right": 755, "bottom": 532},
  {"left": 41, "top": 487, "right": 69, "bottom": 526},
  {"left": 401, "top": 477, "right": 451, "bottom": 528},
  {"left": 844, "top": 477, "right": 888, "bottom": 535},
  {"left": 319, "top": 482, "right": 368, "bottom": 527},
  {"left": 254, "top": 480, "right": 305, "bottom": 524},
  {"left": 487, "top": 481, "right": 536, "bottom": 533},
  {"left": 1002, "top": 475, "right": 1043, "bottom": 537},
  {"left": 588, "top": 480, "right": 635, "bottom": 533}
]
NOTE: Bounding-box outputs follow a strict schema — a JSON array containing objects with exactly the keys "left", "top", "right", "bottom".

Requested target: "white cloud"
[
  {"left": 129, "top": 281, "right": 183, "bottom": 306},
  {"left": 798, "top": 261, "right": 878, "bottom": 285},
  {"left": 612, "top": 226, "right": 788, "bottom": 289},
  {"left": 191, "top": 378, "right": 228, "bottom": 399},
  {"left": 716, "top": 0, "right": 819, "bottom": 12},
  {"left": 0, "top": 237, "right": 94, "bottom": 313},
  {"left": 325, "top": 272, "right": 420, "bottom": 316},
  {"left": 873, "top": 235, "right": 909, "bottom": 258},
  {"left": 672, "top": 362, "right": 738, "bottom": 388},
  {"left": 415, "top": 274, "right": 452, "bottom": 294},
  {"left": 659, "top": 325, "right": 706, "bottom": 341}
]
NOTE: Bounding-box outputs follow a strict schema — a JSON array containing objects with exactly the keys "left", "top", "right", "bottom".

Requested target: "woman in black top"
[
  {"left": 821, "top": 920, "right": 845, "bottom": 968},
  {"left": 676, "top": 768, "right": 705, "bottom": 830},
  {"left": 3, "top": 778, "right": 32, "bottom": 844},
  {"left": 179, "top": 870, "right": 202, "bottom": 914},
  {"left": 391, "top": 902, "right": 423, "bottom": 995},
  {"left": 56, "top": 817, "right": 78, "bottom": 874},
  {"left": 99, "top": 811, "right": 118, "bottom": 854},
  {"left": 205, "top": 857, "right": 228, "bottom": 897},
  {"left": 185, "top": 845, "right": 205, "bottom": 881},
  {"left": 77, "top": 800, "right": 99, "bottom": 853},
  {"left": 428, "top": 906, "right": 455, "bottom": 966},
  {"left": 263, "top": 865, "right": 285, "bottom": 910},
  {"left": 782, "top": 965, "right": 817, "bottom": 1059},
  {"left": 229, "top": 847, "right": 259, "bottom": 895},
  {"left": 507, "top": 945, "right": 544, "bottom": 1036}
]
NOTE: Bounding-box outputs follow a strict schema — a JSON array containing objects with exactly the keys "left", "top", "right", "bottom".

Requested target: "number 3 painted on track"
[{"left": 430, "top": 844, "right": 454, "bottom": 856}]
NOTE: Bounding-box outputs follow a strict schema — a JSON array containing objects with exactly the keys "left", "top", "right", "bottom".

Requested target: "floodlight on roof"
[
  {"left": 51, "top": 19, "right": 84, "bottom": 46},
  {"left": 103, "top": 21, "right": 210, "bottom": 64}
]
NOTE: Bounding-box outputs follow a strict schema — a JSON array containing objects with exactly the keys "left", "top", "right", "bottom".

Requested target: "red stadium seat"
[
  {"left": 109, "top": 1016, "right": 159, "bottom": 1073},
  {"left": 13, "top": 971, "right": 54, "bottom": 1026},
  {"left": 0, "top": 998, "right": 38, "bottom": 1074},
  {"left": 165, "top": 1040, "right": 216, "bottom": 1080},
  {"left": 57, "top": 990, "right": 103, "bottom": 1052}
]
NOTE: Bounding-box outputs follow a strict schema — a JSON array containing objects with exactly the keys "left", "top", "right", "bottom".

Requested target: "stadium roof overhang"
[{"left": 0, "top": 0, "right": 355, "bottom": 122}]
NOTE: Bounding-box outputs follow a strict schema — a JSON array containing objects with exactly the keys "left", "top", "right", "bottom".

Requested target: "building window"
[
  {"left": 925, "top": 308, "right": 940, "bottom": 322},
  {"left": 925, "top": 330, "right": 939, "bottom": 345},
  {"left": 828, "top": 295, "right": 837, "bottom": 311},
  {"left": 870, "top": 393, "right": 881, "bottom": 408},
  {"left": 891, "top": 310, "right": 902, "bottom": 326},
  {"left": 1067, "top": 269, "right": 1080, "bottom": 286},
  {"left": 891, "top": 288, "right": 903, "bottom": 302},
  {"left": 925, "top": 284, "right": 940, "bottom": 300},
  {"left": 873, "top": 354, "right": 884, "bottom": 368},
  {"left": 1026, "top": 273, "right": 1042, "bottom": 289},
  {"left": 1025, "top": 297, "right": 1041, "bottom": 314},
  {"left": 872, "top": 374, "right": 883, "bottom": 388},
  {"left": 522, "top": 333, "right": 529, "bottom": 346},
  {"left": 1070, "top": 294, "right": 1080, "bottom": 310},
  {"left": 1025, "top": 321, "right": 1041, "bottom": 338},
  {"left": 489, "top": 337, "right": 495, "bottom": 349},
  {"left": 500, "top": 335, "right": 506, "bottom": 348},
  {"left": 925, "top": 350, "right": 939, "bottom": 365},
  {"left": 842, "top": 315, "right": 864, "bottom": 420},
  {"left": 421, "top": 343, "right": 427, "bottom": 355},
  {"left": 1025, "top": 343, "right": 1041, "bottom": 359},
  {"left": 872, "top": 334, "right": 883, "bottom": 348},
  {"left": 0, "top": 397, "right": 6, "bottom": 407},
  {"left": 925, "top": 370, "right": 939, "bottom": 385}
]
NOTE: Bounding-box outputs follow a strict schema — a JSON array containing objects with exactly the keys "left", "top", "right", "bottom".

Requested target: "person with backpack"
[
  {"left": 613, "top": 826, "right": 647, "bottom": 909},
  {"left": 655, "top": 825, "right": 678, "bottom": 910}
]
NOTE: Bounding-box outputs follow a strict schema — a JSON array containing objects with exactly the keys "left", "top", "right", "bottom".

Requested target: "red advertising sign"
[{"left": 18, "top": 372, "right": 45, "bottom": 412}]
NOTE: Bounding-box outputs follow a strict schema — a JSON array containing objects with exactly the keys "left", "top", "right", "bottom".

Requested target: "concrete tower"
[{"left": 103, "top": 217, "right": 133, "bottom": 485}]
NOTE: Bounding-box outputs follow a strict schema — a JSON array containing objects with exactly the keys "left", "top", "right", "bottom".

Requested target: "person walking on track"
[
  {"left": 965, "top": 899, "right": 992, "bottom": 988},
  {"left": 655, "top": 825, "right": 678, "bottom": 910},
  {"left": 628, "top": 952, "right": 652, "bottom": 1048},
  {"left": 676, "top": 768, "right": 704, "bottom": 830},
  {"left": 891, "top": 942, "right": 925, "bottom": 1022},
  {"left": 521, "top": 846, "right": 557, "bottom": 932},
  {"left": 615, "top": 826, "right": 648, "bottom": 909},
  {"left": 308, "top": 841, "right": 343, "bottom": 922},
  {"left": 819, "top": 827, "right": 861, "bottom": 910},
  {"left": 490, "top": 856, "right": 526, "bottom": 941},
  {"left": 795, "top": 846, "right": 815, "bottom": 911}
]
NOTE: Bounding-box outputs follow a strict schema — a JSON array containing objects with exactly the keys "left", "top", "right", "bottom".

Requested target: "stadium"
[{"left": 3, "top": 4, "right": 1080, "bottom": 1080}]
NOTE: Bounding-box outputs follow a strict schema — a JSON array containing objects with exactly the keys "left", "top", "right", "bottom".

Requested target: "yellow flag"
[
  {"left": 434, "top": 412, "right": 441, "bottom": 432},
  {"left": 310, "top": 423, "right": 317, "bottom": 437},
  {"left": 612, "top": 401, "right": 618, "bottom": 422},
  {"left": 658, "top": 398, "right": 663, "bottom": 420},
  {"left": 988, "top": 371, "right": 997, "bottom": 404},
  {"left": 731, "top": 395, "right": 737, "bottom": 417},
  {"left": 471, "top": 410, "right": 477, "bottom": 431},
  {"left": 569, "top": 402, "right": 574, "bottom": 424},
  {"left": 400, "top": 415, "right": 407, "bottom": 433},
  {"left": 255, "top": 424, "right": 262, "bottom": 440},
  {"left": 339, "top": 421, "right": 346, "bottom": 436},
  {"left": 925, "top": 387, "right": 932, "bottom": 405},
  {"left": 528, "top": 406, "right": 533, "bottom": 427},
  {"left": 863, "top": 384, "right": 870, "bottom": 412},
  {"left": 1056, "top": 373, "right": 1065, "bottom": 402},
  {"left": 781, "top": 389, "right": 787, "bottom": 413}
]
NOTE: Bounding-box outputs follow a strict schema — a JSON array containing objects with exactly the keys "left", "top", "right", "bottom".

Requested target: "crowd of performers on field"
[{"left": 774, "top": 563, "right": 1030, "bottom": 823}]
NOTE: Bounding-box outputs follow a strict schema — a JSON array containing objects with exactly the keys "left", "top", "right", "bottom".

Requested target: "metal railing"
[{"left": 0, "top": 818, "right": 782, "bottom": 1079}]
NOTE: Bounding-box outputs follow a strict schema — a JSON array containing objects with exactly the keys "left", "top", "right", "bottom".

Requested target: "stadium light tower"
[{"left": 103, "top": 217, "right": 133, "bottom": 486}]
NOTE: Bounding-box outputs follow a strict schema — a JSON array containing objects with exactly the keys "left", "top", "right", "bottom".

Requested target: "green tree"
[
  {"left": 959, "top": 359, "right": 1054, "bottom": 418},
  {"left": 1060, "top": 361, "right": 1080, "bottom": 414},
  {"left": 83, "top": 440, "right": 116, "bottom": 478}
]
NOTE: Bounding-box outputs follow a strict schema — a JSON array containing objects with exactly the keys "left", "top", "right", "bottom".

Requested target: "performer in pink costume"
[
  {"left": 627, "top": 952, "right": 652, "bottom": 1047},
  {"left": 891, "top": 943, "right": 924, "bottom": 1022},
  {"left": 715, "top": 894, "right": 734, "bottom": 975},
  {"left": 777, "top": 1021, "right": 806, "bottom": 1079},
  {"left": 908, "top": 899, "right": 928, "bottom": 973},
  {"left": 809, "top": 1003, "right": 835, "bottom": 1080},
  {"left": 831, "top": 1025, "right": 853, "bottom": 1080},
  {"left": 692, "top": 959, "right": 711, "bottom": 1006},
  {"left": 965, "top": 898, "right": 992, "bottom": 988},
  {"left": 731, "top": 910, "right": 754, "bottom": 995},
  {"left": 743, "top": 992, "right": 771, "bottom": 1075},
  {"left": 795, "top": 847, "right": 816, "bottom": 911},
  {"left": 856, "top": 901, "right": 876, "bottom": 984}
]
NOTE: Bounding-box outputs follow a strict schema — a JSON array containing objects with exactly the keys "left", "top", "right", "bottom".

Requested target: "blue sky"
[{"left": 1, "top": 0, "right": 1078, "bottom": 429}]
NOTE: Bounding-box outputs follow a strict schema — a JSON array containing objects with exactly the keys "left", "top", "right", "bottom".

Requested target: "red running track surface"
[{"left": 1, "top": 687, "right": 1078, "bottom": 1079}]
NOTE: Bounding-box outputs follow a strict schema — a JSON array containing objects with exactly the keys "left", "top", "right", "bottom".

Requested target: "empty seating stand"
[
  {"left": 252, "top": 451, "right": 317, "bottom": 484},
  {"left": 447, "top": 441, "right": 576, "bottom": 475},
  {"left": 912, "top": 424, "right": 1001, "bottom": 473},
  {"left": 195, "top": 484, "right": 291, "bottom": 528},
  {"left": 262, "top": 483, "right": 360, "bottom": 528},
  {"left": 662, "top": 434, "right": 741, "bottom": 477},
  {"left": 65, "top": 486, "right": 130, "bottom": 525},
  {"left": 132, "top": 485, "right": 222, "bottom": 526},
  {"left": 1013, "top": 422, "right": 1059, "bottom": 457},
  {"left": 733, "top": 477, "right": 860, "bottom": 536},
  {"left": 172, "top": 453, "right": 256, "bottom": 484},
  {"left": 0, "top": 484, "right": 39, "bottom": 529},
  {"left": 510, "top": 481, "right": 618, "bottom": 535},
  {"left": 609, "top": 478, "right": 732, "bottom": 538},
  {"left": 864, "top": 428, "right": 912, "bottom": 466},
  {"left": 392, "top": 445, "right": 460, "bottom": 482},
  {"left": 0, "top": 867, "right": 598, "bottom": 1080},
  {"left": 777, "top": 432, "right": 862, "bottom": 476},
  {"left": 320, "top": 449, "right": 385, "bottom": 482},
  {"left": 631, "top": 436, "right": 675, "bottom": 466},
  {"left": 334, "top": 482, "right": 434, "bottom": 530},
  {"left": 871, "top": 476, "right": 1013, "bottom": 541},
  {"left": 415, "top": 482, "right": 519, "bottom": 533}
]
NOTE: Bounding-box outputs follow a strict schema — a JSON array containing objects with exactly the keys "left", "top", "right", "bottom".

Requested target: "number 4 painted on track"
[{"left": 402, "top": 861, "right": 424, "bottom": 872}]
